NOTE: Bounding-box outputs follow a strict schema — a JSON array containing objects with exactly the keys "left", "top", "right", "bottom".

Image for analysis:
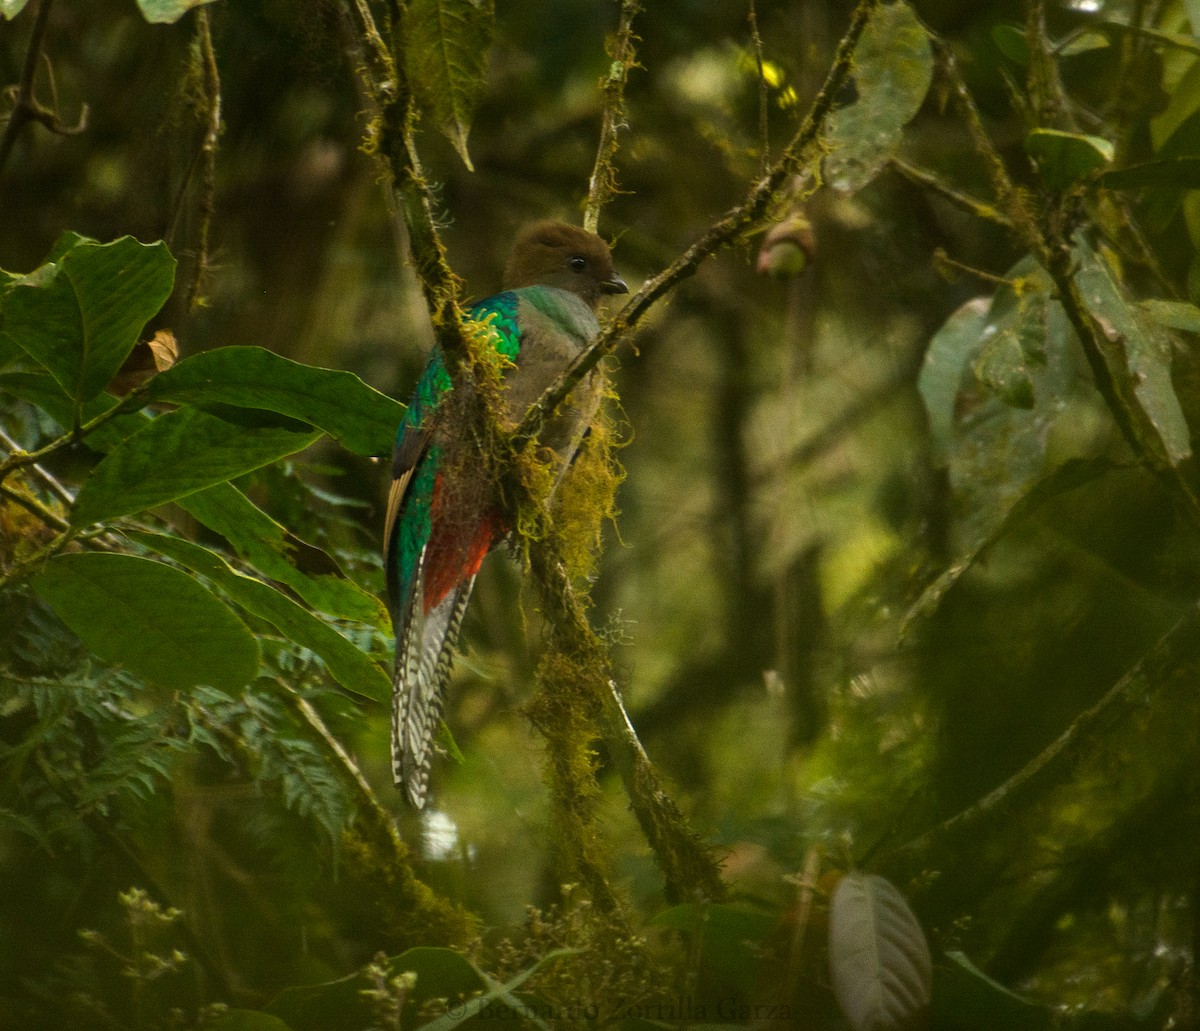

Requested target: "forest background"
[{"left": 3, "top": 0, "right": 1200, "bottom": 1027}]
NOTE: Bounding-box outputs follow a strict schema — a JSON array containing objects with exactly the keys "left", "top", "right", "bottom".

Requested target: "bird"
[{"left": 383, "top": 220, "right": 628, "bottom": 809}]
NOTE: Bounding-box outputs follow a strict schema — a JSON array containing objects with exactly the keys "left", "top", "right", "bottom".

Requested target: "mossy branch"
[
  {"left": 513, "top": 0, "right": 880, "bottom": 452},
  {"left": 526, "top": 543, "right": 726, "bottom": 908},
  {"left": 583, "top": 0, "right": 641, "bottom": 234},
  {"left": 340, "top": 0, "right": 471, "bottom": 378}
]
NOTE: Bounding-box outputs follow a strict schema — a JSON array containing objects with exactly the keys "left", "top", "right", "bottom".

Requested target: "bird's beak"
[{"left": 602, "top": 274, "right": 629, "bottom": 296}]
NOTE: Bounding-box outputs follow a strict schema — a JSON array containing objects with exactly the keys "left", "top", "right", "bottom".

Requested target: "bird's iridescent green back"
[{"left": 389, "top": 292, "right": 523, "bottom": 616}]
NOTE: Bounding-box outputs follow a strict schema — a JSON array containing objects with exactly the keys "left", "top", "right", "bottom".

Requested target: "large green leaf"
[
  {"left": 403, "top": 0, "right": 495, "bottom": 170},
  {"left": 823, "top": 0, "right": 933, "bottom": 193},
  {"left": 137, "top": 346, "right": 404, "bottom": 457},
  {"left": 135, "top": 0, "right": 219, "bottom": 23},
  {"left": 924, "top": 260, "right": 1084, "bottom": 548},
  {"left": 916, "top": 297, "right": 990, "bottom": 465},
  {"left": 31, "top": 552, "right": 259, "bottom": 691},
  {"left": 71, "top": 407, "right": 322, "bottom": 527},
  {"left": 1073, "top": 238, "right": 1192, "bottom": 465},
  {"left": 909, "top": 261, "right": 1101, "bottom": 630},
  {"left": 828, "top": 872, "right": 931, "bottom": 1031},
  {"left": 179, "top": 483, "right": 390, "bottom": 629},
  {"left": 131, "top": 532, "right": 391, "bottom": 704},
  {"left": 0, "top": 236, "right": 174, "bottom": 404}
]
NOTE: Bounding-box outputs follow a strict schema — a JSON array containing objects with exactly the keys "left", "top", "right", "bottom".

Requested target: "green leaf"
[
  {"left": 910, "top": 261, "right": 1099, "bottom": 630},
  {"left": 31, "top": 552, "right": 259, "bottom": 691},
  {"left": 179, "top": 483, "right": 390, "bottom": 629},
  {"left": 137, "top": 345, "right": 404, "bottom": 457},
  {"left": 991, "top": 23, "right": 1028, "bottom": 64},
  {"left": 1056, "top": 29, "right": 1110, "bottom": 57},
  {"left": 0, "top": 236, "right": 175, "bottom": 404},
  {"left": 1099, "top": 20, "right": 1200, "bottom": 58},
  {"left": 823, "top": 0, "right": 933, "bottom": 193},
  {"left": 130, "top": 531, "right": 392, "bottom": 704},
  {"left": 135, "top": 0, "right": 219, "bottom": 23},
  {"left": 971, "top": 324, "right": 1036, "bottom": 410},
  {"left": 403, "top": 0, "right": 495, "bottom": 170},
  {"left": 1100, "top": 155, "right": 1200, "bottom": 189},
  {"left": 71, "top": 407, "right": 322, "bottom": 527},
  {"left": 1025, "top": 129, "right": 1114, "bottom": 188},
  {"left": 1138, "top": 298, "right": 1200, "bottom": 333},
  {"left": 828, "top": 872, "right": 931, "bottom": 1031},
  {"left": 0, "top": 0, "right": 32, "bottom": 17},
  {"left": 1073, "top": 238, "right": 1193, "bottom": 465}
]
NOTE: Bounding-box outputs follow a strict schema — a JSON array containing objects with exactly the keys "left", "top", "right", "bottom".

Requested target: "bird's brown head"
[{"left": 503, "top": 220, "right": 628, "bottom": 310}]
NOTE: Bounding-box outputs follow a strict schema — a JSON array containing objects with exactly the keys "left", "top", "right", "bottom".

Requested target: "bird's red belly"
[{"left": 423, "top": 475, "right": 502, "bottom": 612}]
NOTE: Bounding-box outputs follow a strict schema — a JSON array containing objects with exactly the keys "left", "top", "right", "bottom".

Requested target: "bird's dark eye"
[{"left": 569, "top": 255, "right": 587, "bottom": 272}]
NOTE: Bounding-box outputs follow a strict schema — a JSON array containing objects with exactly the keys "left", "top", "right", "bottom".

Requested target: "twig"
[
  {"left": 584, "top": 0, "right": 641, "bottom": 233},
  {"left": 0, "top": 484, "right": 69, "bottom": 532},
  {"left": 0, "top": 426, "right": 73, "bottom": 507},
  {"left": 894, "top": 602, "right": 1200, "bottom": 865},
  {"left": 0, "top": 0, "right": 88, "bottom": 176},
  {"left": 0, "top": 398, "right": 135, "bottom": 492},
  {"left": 513, "top": 0, "right": 880, "bottom": 452},
  {"left": 185, "top": 7, "right": 222, "bottom": 313},
  {"left": 888, "top": 155, "right": 1014, "bottom": 228},
  {"left": 339, "top": 0, "right": 470, "bottom": 377},
  {"left": 748, "top": 0, "right": 770, "bottom": 175},
  {"left": 0, "top": 527, "right": 73, "bottom": 590}
]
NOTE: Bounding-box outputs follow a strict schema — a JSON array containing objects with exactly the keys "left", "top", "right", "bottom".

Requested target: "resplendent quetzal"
[{"left": 384, "top": 221, "right": 628, "bottom": 808}]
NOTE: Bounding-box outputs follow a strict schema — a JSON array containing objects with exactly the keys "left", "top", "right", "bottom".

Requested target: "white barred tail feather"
[{"left": 391, "top": 566, "right": 477, "bottom": 809}]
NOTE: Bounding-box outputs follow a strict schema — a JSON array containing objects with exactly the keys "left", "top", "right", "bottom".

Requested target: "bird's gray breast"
[{"left": 506, "top": 288, "right": 602, "bottom": 456}]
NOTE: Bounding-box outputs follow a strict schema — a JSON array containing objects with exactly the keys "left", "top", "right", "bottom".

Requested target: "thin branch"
[
  {"left": 0, "top": 527, "right": 73, "bottom": 590},
  {"left": 0, "top": 484, "right": 69, "bottom": 532},
  {"left": 185, "top": 7, "right": 222, "bottom": 313},
  {"left": 0, "top": 425, "right": 74, "bottom": 507},
  {"left": 0, "top": 0, "right": 89, "bottom": 176},
  {"left": 888, "top": 155, "right": 1015, "bottom": 228},
  {"left": 339, "top": 0, "right": 470, "bottom": 376},
  {"left": 893, "top": 601, "right": 1200, "bottom": 865},
  {"left": 748, "top": 0, "right": 770, "bottom": 176},
  {"left": 0, "top": 398, "right": 136, "bottom": 492},
  {"left": 513, "top": 0, "right": 880, "bottom": 452},
  {"left": 583, "top": 0, "right": 641, "bottom": 233}
]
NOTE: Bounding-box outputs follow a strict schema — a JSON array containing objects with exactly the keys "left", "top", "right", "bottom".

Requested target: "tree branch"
[
  {"left": 0, "top": 0, "right": 88, "bottom": 176},
  {"left": 583, "top": 0, "right": 641, "bottom": 233},
  {"left": 184, "top": 7, "right": 222, "bottom": 313},
  {"left": 892, "top": 602, "right": 1200, "bottom": 867},
  {"left": 512, "top": 0, "right": 880, "bottom": 452}
]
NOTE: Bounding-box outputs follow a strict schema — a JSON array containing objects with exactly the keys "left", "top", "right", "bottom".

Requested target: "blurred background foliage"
[{"left": 4, "top": 0, "right": 1200, "bottom": 1027}]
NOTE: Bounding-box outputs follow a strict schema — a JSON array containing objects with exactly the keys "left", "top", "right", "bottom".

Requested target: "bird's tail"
[{"left": 392, "top": 570, "right": 476, "bottom": 809}]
